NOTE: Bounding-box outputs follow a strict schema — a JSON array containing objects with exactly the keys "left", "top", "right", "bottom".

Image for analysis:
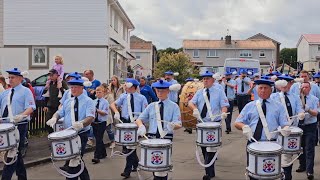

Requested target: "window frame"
[
  {"left": 193, "top": 49, "right": 199, "bottom": 58},
  {"left": 114, "top": 14, "right": 118, "bottom": 32},
  {"left": 259, "top": 50, "right": 265, "bottom": 58},
  {"left": 206, "top": 49, "right": 218, "bottom": 57},
  {"left": 239, "top": 50, "right": 252, "bottom": 57}
]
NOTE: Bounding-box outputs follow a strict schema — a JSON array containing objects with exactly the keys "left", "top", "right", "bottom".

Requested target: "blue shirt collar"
[{"left": 12, "top": 83, "right": 23, "bottom": 91}]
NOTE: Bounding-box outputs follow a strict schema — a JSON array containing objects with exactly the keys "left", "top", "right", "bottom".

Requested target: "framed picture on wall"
[{"left": 30, "top": 46, "right": 48, "bottom": 68}]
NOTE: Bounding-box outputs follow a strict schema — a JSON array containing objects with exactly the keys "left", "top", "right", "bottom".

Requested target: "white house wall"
[
  {"left": 297, "top": 37, "right": 310, "bottom": 63},
  {"left": 0, "top": 0, "right": 3, "bottom": 47},
  {"left": 0, "top": 48, "right": 109, "bottom": 82},
  {"left": 3, "top": 0, "right": 108, "bottom": 45},
  {"left": 130, "top": 50, "right": 152, "bottom": 76}
]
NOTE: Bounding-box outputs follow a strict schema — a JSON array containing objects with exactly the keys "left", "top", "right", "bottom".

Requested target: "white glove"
[
  {"left": 298, "top": 112, "right": 305, "bottom": 120},
  {"left": 280, "top": 126, "right": 291, "bottom": 137},
  {"left": 166, "top": 122, "right": 175, "bottom": 132},
  {"left": 221, "top": 112, "right": 228, "bottom": 120},
  {"left": 72, "top": 121, "right": 83, "bottom": 131},
  {"left": 242, "top": 125, "right": 253, "bottom": 140},
  {"left": 137, "top": 125, "right": 146, "bottom": 136},
  {"left": 126, "top": 146, "right": 137, "bottom": 150},
  {"left": 304, "top": 105, "right": 310, "bottom": 112},
  {"left": 7, "top": 148, "right": 18, "bottom": 158},
  {"left": 114, "top": 112, "right": 120, "bottom": 120},
  {"left": 13, "top": 114, "right": 27, "bottom": 123},
  {"left": 46, "top": 117, "right": 58, "bottom": 128},
  {"left": 69, "top": 156, "right": 81, "bottom": 167},
  {"left": 192, "top": 109, "right": 201, "bottom": 120},
  {"left": 169, "top": 84, "right": 181, "bottom": 91}
]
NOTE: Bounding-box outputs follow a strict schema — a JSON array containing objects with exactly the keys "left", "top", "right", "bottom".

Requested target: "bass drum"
[{"left": 179, "top": 81, "right": 204, "bottom": 128}]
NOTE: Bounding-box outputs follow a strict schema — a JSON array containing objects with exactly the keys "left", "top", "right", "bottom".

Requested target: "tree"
[
  {"left": 280, "top": 48, "right": 297, "bottom": 69},
  {"left": 157, "top": 47, "right": 183, "bottom": 61},
  {"left": 154, "top": 52, "right": 199, "bottom": 83}
]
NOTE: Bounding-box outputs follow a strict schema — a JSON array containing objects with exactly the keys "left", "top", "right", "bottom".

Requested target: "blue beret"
[
  {"left": 261, "top": 75, "right": 271, "bottom": 80},
  {"left": 278, "top": 74, "right": 294, "bottom": 81},
  {"left": 240, "top": 69, "right": 248, "bottom": 74},
  {"left": 224, "top": 72, "right": 232, "bottom": 76},
  {"left": 6, "top": 68, "right": 22, "bottom": 76},
  {"left": 68, "top": 77, "right": 84, "bottom": 86},
  {"left": 254, "top": 79, "right": 274, "bottom": 86},
  {"left": 185, "top": 77, "right": 194, "bottom": 82},
  {"left": 126, "top": 78, "right": 140, "bottom": 86},
  {"left": 269, "top": 71, "right": 281, "bottom": 76},
  {"left": 313, "top": 72, "right": 320, "bottom": 78},
  {"left": 200, "top": 71, "right": 213, "bottom": 77},
  {"left": 164, "top": 71, "right": 174, "bottom": 75},
  {"left": 152, "top": 79, "right": 172, "bottom": 89},
  {"left": 67, "top": 72, "right": 81, "bottom": 79}
]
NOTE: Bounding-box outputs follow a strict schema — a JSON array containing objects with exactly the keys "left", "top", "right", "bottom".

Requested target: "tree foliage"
[
  {"left": 154, "top": 52, "right": 199, "bottom": 83},
  {"left": 157, "top": 47, "right": 183, "bottom": 61},
  {"left": 280, "top": 48, "right": 297, "bottom": 68}
]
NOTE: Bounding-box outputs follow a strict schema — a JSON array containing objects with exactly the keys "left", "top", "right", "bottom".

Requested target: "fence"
[{"left": 28, "top": 100, "right": 47, "bottom": 135}]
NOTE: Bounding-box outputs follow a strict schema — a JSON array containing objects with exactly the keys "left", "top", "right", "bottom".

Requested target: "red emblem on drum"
[
  {"left": 58, "top": 125, "right": 65, "bottom": 131},
  {"left": 151, "top": 151, "right": 163, "bottom": 165},
  {"left": 287, "top": 138, "right": 298, "bottom": 149},
  {"left": 0, "top": 135, "right": 4, "bottom": 146},
  {"left": 123, "top": 131, "right": 133, "bottom": 142},
  {"left": 55, "top": 143, "right": 67, "bottom": 155},
  {"left": 206, "top": 132, "right": 216, "bottom": 142},
  {"left": 262, "top": 158, "right": 276, "bottom": 173}
]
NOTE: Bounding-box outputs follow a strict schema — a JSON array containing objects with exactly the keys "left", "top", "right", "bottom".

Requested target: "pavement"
[{"left": 1, "top": 109, "right": 320, "bottom": 180}]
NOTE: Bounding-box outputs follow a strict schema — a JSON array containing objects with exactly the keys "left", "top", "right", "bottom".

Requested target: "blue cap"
[
  {"left": 278, "top": 74, "right": 294, "bottom": 81},
  {"left": 313, "top": 72, "right": 320, "bottom": 78},
  {"left": 240, "top": 69, "right": 248, "bottom": 74},
  {"left": 126, "top": 78, "right": 140, "bottom": 86},
  {"left": 67, "top": 72, "right": 81, "bottom": 79},
  {"left": 261, "top": 75, "right": 271, "bottom": 80},
  {"left": 68, "top": 77, "right": 84, "bottom": 86},
  {"left": 6, "top": 68, "right": 23, "bottom": 76},
  {"left": 164, "top": 71, "right": 174, "bottom": 75},
  {"left": 268, "top": 71, "right": 281, "bottom": 76},
  {"left": 185, "top": 77, "right": 194, "bottom": 82},
  {"left": 200, "top": 71, "right": 213, "bottom": 77},
  {"left": 254, "top": 79, "right": 274, "bottom": 86},
  {"left": 224, "top": 72, "right": 232, "bottom": 76},
  {"left": 152, "top": 79, "right": 172, "bottom": 89}
]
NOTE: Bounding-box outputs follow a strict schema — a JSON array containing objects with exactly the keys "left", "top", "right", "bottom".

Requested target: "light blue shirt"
[
  {"left": 0, "top": 84, "right": 36, "bottom": 124},
  {"left": 190, "top": 85, "right": 229, "bottom": 122},
  {"left": 304, "top": 94, "right": 319, "bottom": 125},
  {"left": 94, "top": 97, "right": 109, "bottom": 123},
  {"left": 138, "top": 98, "right": 181, "bottom": 135},
  {"left": 167, "top": 79, "right": 179, "bottom": 103},
  {"left": 115, "top": 92, "right": 148, "bottom": 120},
  {"left": 270, "top": 92, "right": 304, "bottom": 126},
  {"left": 290, "top": 82, "right": 320, "bottom": 101},
  {"left": 235, "top": 98, "right": 289, "bottom": 141},
  {"left": 235, "top": 77, "right": 251, "bottom": 95},
  {"left": 60, "top": 89, "right": 87, "bottom": 105},
  {"left": 58, "top": 93, "right": 95, "bottom": 132},
  {"left": 221, "top": 79, "right": 236, "bottom": 100}
]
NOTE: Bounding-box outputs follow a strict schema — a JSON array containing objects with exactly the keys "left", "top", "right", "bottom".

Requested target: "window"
[
  {"left": 193, "top": 49, "right": 199, "bottom": 58},
  {"left": 135, "top": 53, "right": 141, "bottom": 60},
  {"left": 318, "top": 45, "right": 320, "bottom": 51},
  {"left": 30, "top": 46, "right": 48, "bottom": 67},
  {"left": 240, "top": 50, "right": 252, "bottom": 57},
  {"left": 114, "top": 14, "right": 118, "bottom": 32},
  {"left": 259, "top": 50, "right": 265, "bottom": 57},
  {"left": 123, "top": 26, "right": 127, "bottom": 41},
  {"left": 110, "top": 9, "right": 113, "bottom": 27},
  {"left": 207, "top": 49, "right": 218, "bottom": 57}
]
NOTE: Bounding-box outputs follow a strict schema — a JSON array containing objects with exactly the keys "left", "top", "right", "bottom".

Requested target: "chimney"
[{"left": 225, "top": 35, "right": 231, "bottom": 44}]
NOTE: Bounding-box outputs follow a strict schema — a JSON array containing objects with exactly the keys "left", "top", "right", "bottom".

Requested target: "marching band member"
[
  {"left": 312, "top": 72, "right": 320, "bottom": 146},
  {"left": 221, "top": 72, "right": 236, "bottom": 134},
  {"left": 135, "top": 79, "right": 182, "bottom": 180},
  {"left": 235, "top": 70, "right": 251, "bottom": 113},
  {"left": 46, "top": 77, "right": 95, "bottom": 180},
  {"left": 189, "top": 71, "right": 229, "bottom": 180},
  {"left": 234, "top": 78, "right": 291, "bottom": 180},
  {"left": 110, "top": 78, "right": 148, "bottom": 179},
  {"left": 270, "top": 75, "right": 304, "bottom": 180},
  {"left": 164, "top": 71, "right": 180, "bottom": 103},
  {"left": 0, "top": 68, "right": 36, "bottom": 180},
  {"left": 290, "top": 70, "right": 320, "bottom": 100},
  {"left": 296, "top": 82, "right": 318, "bottom": 180}
]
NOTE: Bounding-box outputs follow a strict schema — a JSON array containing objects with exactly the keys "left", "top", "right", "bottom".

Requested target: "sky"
[{"left": 118, "top": 0, "right": 320, "bottom": 49}]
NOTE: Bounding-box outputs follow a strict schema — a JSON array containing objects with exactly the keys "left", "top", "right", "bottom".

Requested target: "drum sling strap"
[{"left": 255, "top": 100, "right": 272, "bottom": 141}]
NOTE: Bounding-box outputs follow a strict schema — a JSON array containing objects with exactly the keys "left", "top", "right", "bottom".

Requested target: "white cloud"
[{"left": 119, "top": 0, "right": 320, "bottom": 49}]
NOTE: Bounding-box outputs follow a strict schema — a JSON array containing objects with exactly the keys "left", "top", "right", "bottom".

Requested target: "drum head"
[
  {"left": 140, "top": 139, "right": 172, "bottom": 146},
  {"left": 290, "top": 126, "right": 303, "bottom": 134},
  {"left": 248, "top": 142, "right": 282, "bottom": 152},
  {"left": 48, "top": 129, "right": 77, "bottom": 139},
  {"left": 0, "top": 123, "right": 15, "bottom": 131},
  {"left": 116, "top": 123, "right": 138, "bottom": 128},
  {"left": 196, "top": 122, "right": 221, "bottom": 128}
]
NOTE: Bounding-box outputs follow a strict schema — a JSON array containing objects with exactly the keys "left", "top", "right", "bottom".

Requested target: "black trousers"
[
  {"left": 201, "top": 147, "right": 216, "bottom": 178},
  {"left": 92, "top": 121, "right": 107, "bottom": 159},
  {"left": 123, "top": 147, "right": 139, "bottom": 175},
  {"left": 225, "top": 100, "right": 234, "bottom": 131},
  {"left": 237, "top": 95, "right": 249, "bottom": 113}
]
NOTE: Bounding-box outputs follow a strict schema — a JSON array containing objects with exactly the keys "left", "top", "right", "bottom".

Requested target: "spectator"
[
  {"left": 84, "top": 69, "right": 101, "bottom": 100},
  {"left": 0, "top": 75, "right": 8, "bottom": 93},
  {"left": 139, "top": 76, "right": 158, "bottom": 103}
]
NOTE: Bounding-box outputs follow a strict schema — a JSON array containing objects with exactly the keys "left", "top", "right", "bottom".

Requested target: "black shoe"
[
  {"left": 307, "top": 173, "right": 314, "bottom": 180},
  {"left": 295, "top": 167, "right": 306, "bottom": 173},
  {"left": 132, "top": 168, "right": 137, "bottom": 172},
  {"left": 59, "top": 166, "right": 69, "bottom": 172},
  {"left": 92, "top": 158, "right": 100, "bottom": 164},
  {"left": 202, "top": 175, "right": 211, "bottom": 180},
  {"left": 121, "top": 172, "right": 130, "bottom": 179}
]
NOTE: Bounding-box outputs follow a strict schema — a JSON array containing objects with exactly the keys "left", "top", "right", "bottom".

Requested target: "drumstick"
[
  {"left": 288, "top": 113, "right": 308, "bottom": 119},
  {"left": 143, "top": 135, "right": 149, "bottom": 140},
  {"left": 251, "top": 137, "right": 259, "bottom": 143},
  {"left": 0, "top": 117, "right": 10, "bottom": 120},
  {"left": 115, "top": 118, "right": 124, "bottom": 124},
  {"left": 209, "top": 112, "right": 230, "bottom": 121}
]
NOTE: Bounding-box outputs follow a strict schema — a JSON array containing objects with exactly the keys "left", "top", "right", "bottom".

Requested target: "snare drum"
[
  {"left": 196, "top": 122, "right": 222, "bottom": 147},
  {"left": 277, "top": 126, "right": 303, "bottom": 154},
  {"left": 48, "top": 129, "right": 81, "bottom": 161},
  {"left": 0, "top": 123, "right": 18, "bottom": 151},
  {"left": 139, "top": 139, "right": 172, "bottom": 172},
  {"left": 247, "top": 142, "right": 282, "bottom": 179},
  {"left": 54, "top": 118, "right": 65, "bottom": 132},
  {"left": 115, "top": 123, "right": 138, "bottom": 146}
]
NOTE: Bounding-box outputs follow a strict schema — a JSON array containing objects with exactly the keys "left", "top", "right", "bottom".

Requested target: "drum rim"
[
  {"left": 51, "top": 153, "right": 81, "bottom": 161},
  {"left": 115, "top": 142, "right": 139, "bottom": 146},
  {"left": 246, "top": 169, "right": 282, "bottom": 179},
  {"left": 140, "top": 139, "right": 172, "bottom": 147},
  {"left": 0, "top": 123, "right": 16, "bottom": 131},
  {"left": 196, "top": 122, "right": 221, "bottom": 128},
  {"left": 138, "top": 164, "right": 172, "bottom": 172},
  {"left": 196, "top": 142, "right": 222, "bottom": 147},
  {"left": 48, "top": 132, "right": 78, "bottom": 140},
  {"left": 115, "top": 123, "right": 138, "bottom": 128}
]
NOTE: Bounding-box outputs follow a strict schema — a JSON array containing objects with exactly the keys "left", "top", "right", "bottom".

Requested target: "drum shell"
[
  {"left": 139, "top": 139, "right": 172, "bottom": 172},
  {"left": 0, "top": 123, "right": 18, "bottom": 151},
  {"left": 48, "top": 131, "right": 81, "bottom": 161},
  {"left": 54, "top": 119, "right": 65, "bottom": 132},
  {"left": 115, "top": 124, "right": 138, "bottom": 146},
  {"left": 277, "top": 127, "right": 303, "bottom": 154},
  {"left": 196, "top": 123, "right": 222, "bottom": 147},
  {"left": 247, "top": 142, "right": 282, "bottom": 179}
]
